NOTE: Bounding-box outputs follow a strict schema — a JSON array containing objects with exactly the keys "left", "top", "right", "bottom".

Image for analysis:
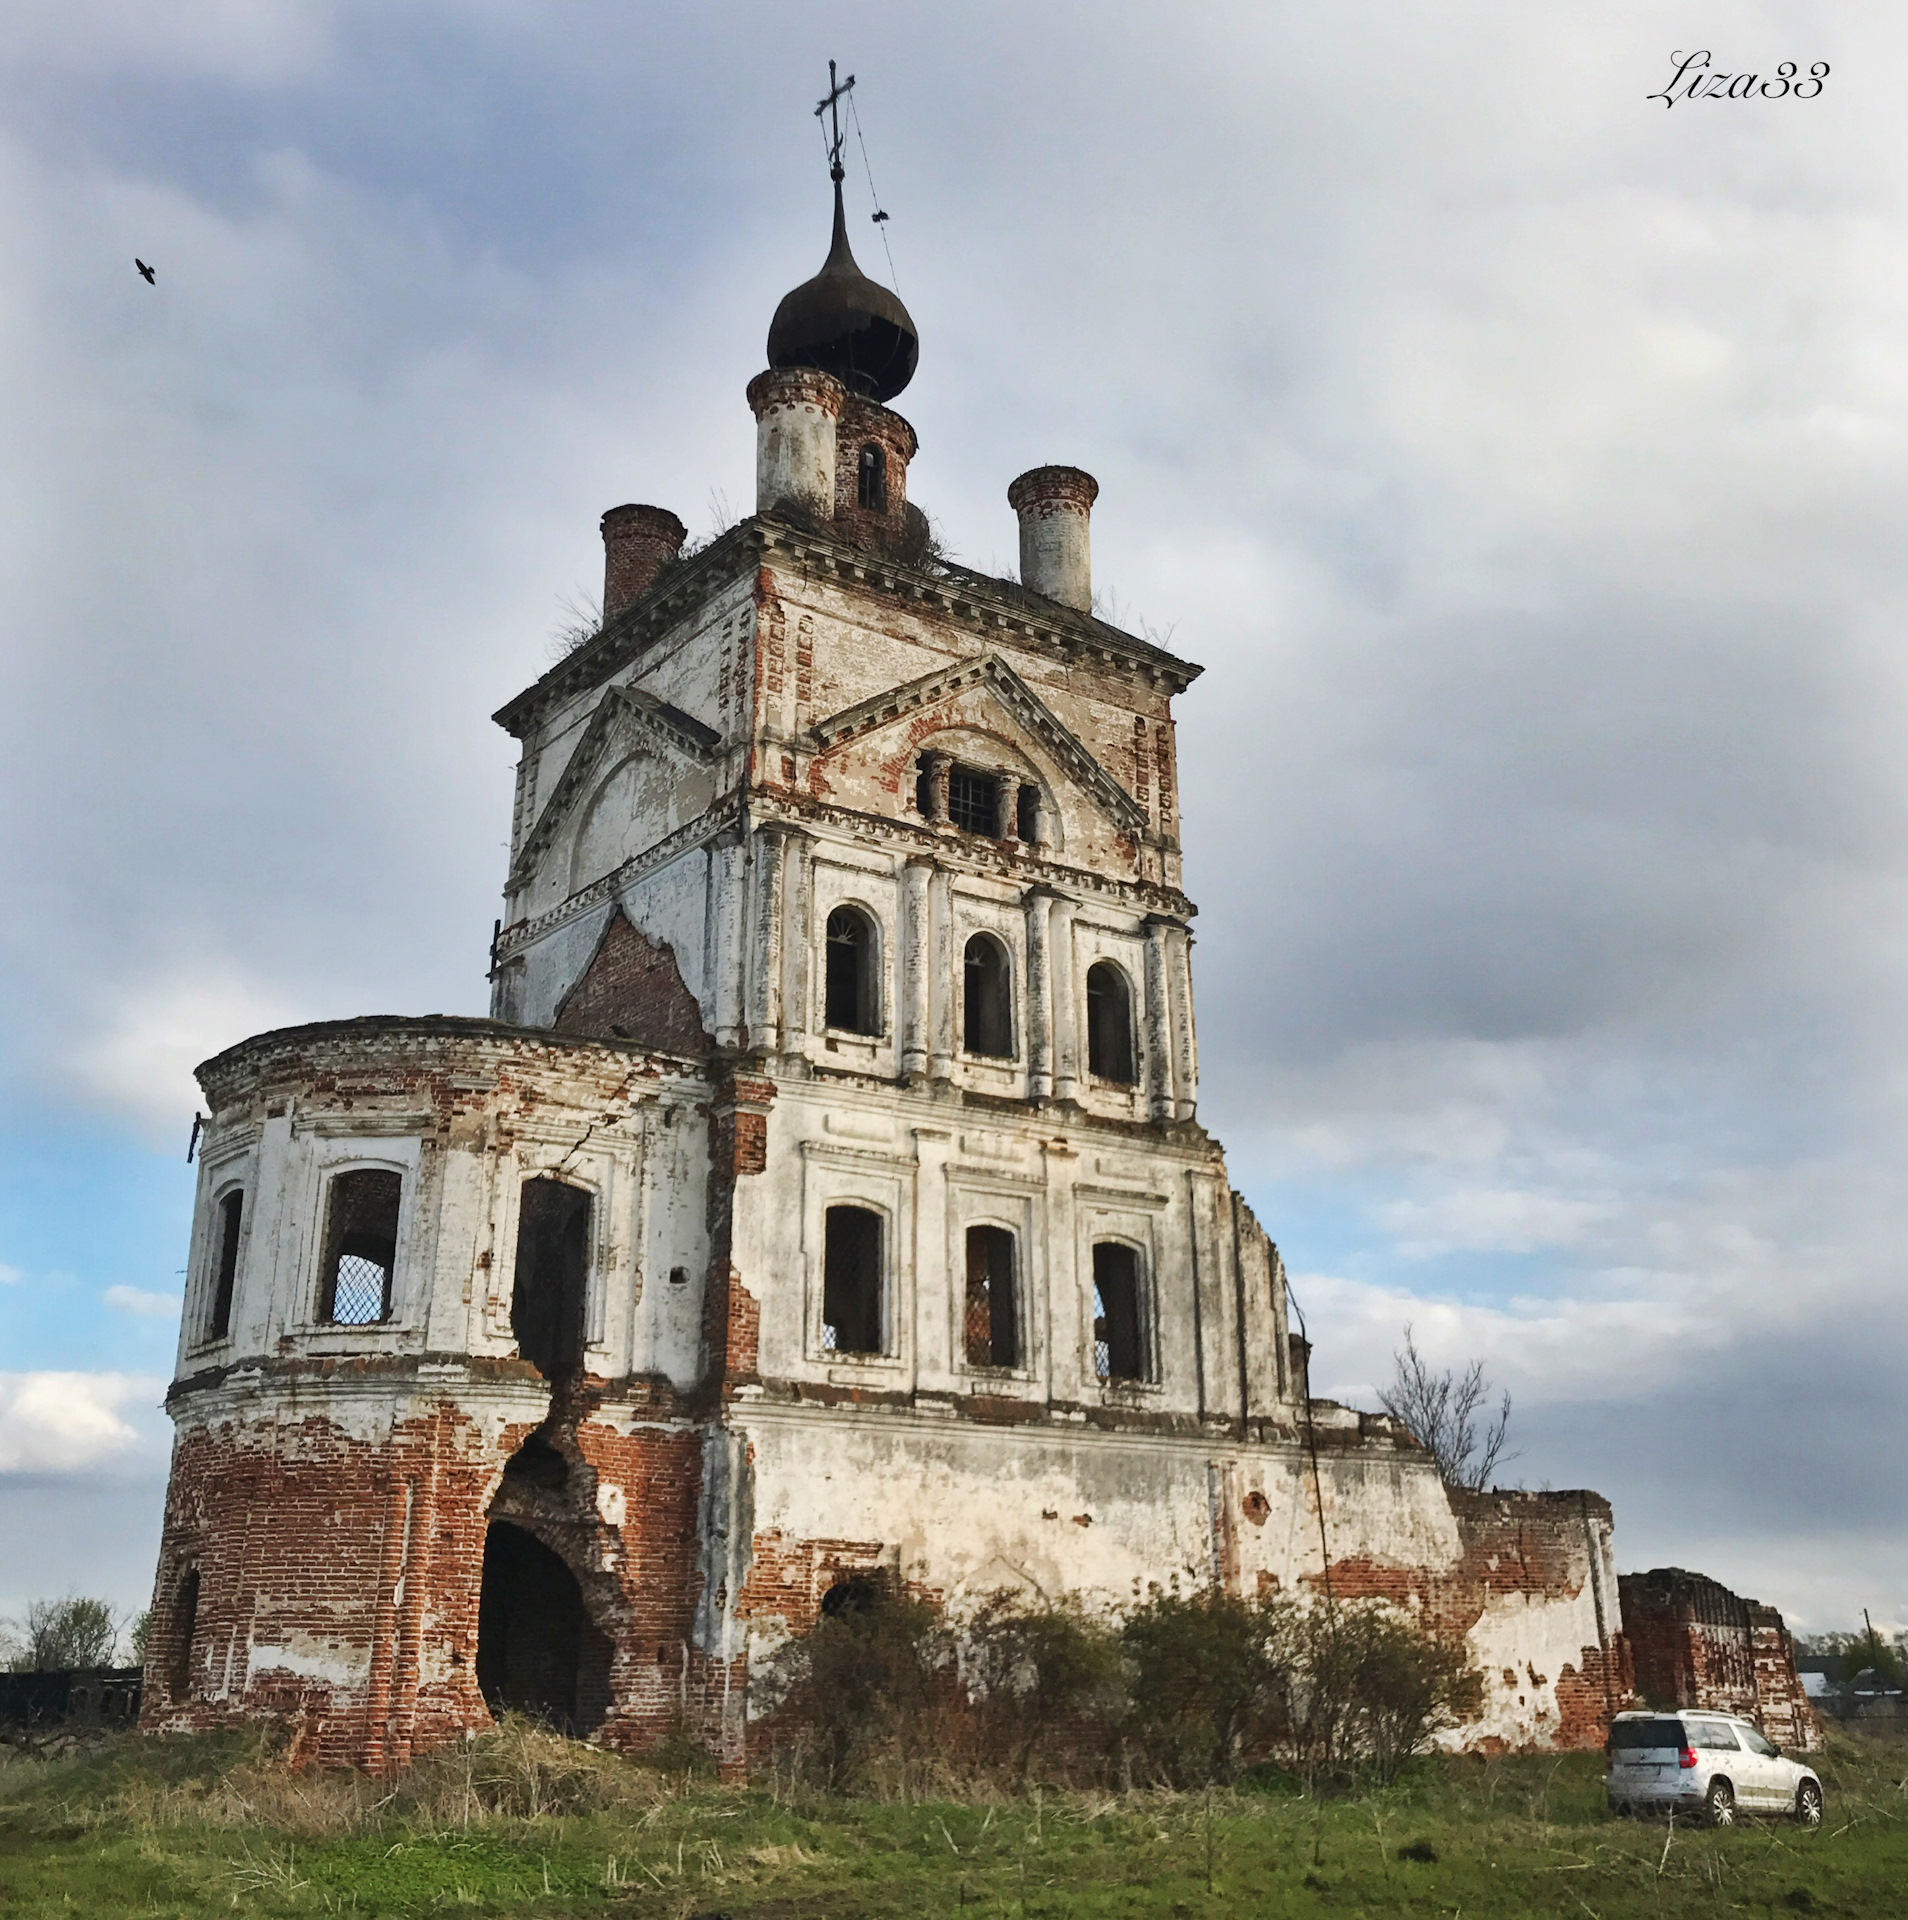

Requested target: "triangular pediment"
[
  {"left": 509, "top": 686, "right": 719, "bottom": 892},
  {"left": 812, "top": 654, "right": 1147, "bottom": 834}
]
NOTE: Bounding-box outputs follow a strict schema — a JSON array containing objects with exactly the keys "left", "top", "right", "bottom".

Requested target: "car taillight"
[{"left": 1678, "top": 1745, "right": 1698, "bottom": 1770}]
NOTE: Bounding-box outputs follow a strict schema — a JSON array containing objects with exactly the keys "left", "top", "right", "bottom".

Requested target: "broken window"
[
  {"left": 947, "top": 765, "right": 1001, "bottom": 836},
  {"left": 1086, "top": 961, "right": 1137, "bottom": 1084},
  {"left": 858, "top": 443, "right": 887, "bottom": 511},
  {"left": 963, "top": 933, "right": 1014, "bottom": 1058},
  {"left": 319, "top": 1169, "right": 401, "bottom": 1325},
  {"left": 512, "top": 1178, "right": 592, "bottom": 1378},
  {"left": 168, "top": 1567, "right": 199, "bottom": 1703},
  {"left": 1016, "top": 782, "right": 1042, "bottom": 844},
  {"left": 824, "top": 905, "right": 880, "bottom": 1034},
  {"left": 964, "top": 1224, "right": 1019, "bottom": 1370},
  {"left": 822, "top": 1204, "right": 883, "bottom": 1355},
  {"left": 208, "top": 1189, "right": 243, "bottom": 1340},
  {"left": 1092, "top": 1241, "right": 1147, "bottom": 1382}
]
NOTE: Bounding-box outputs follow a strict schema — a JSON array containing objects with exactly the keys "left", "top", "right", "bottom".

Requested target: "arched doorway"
[{"left": 475, "top": 1521, "right": 609, "bottom": 1733}]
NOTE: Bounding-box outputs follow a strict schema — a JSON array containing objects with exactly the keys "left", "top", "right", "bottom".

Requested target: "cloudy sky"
[{"left": 2, "top": 1, "right": 1901, "bottom": 1637}]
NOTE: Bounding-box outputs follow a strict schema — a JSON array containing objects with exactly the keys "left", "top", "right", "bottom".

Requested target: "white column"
[
  {"left": 929, "top": 864, "right": 956, "bottom": 1078},
  {"left": 710, "top": 834, "right": 750, "bottom": 1050},
  {"left": 748, "top": 822, "right": 786, "bottom": 1055},
  {"left": 1049, "top": 897, "right": 1079, "bottom": 1103},
  {"left": 780, "top": 830, "right": 813, "bottom": 1056},
  {"left": 1169, "top": 923, "right": 1197, "bottom": 1120},
  {"left": 1143, "top": 916, "right": 1177, "bottom": 1122},
  {"left": 1024, "top": 886, "right": 1054, "bottom": 1101},
  {"left": 901, "top": 858, "right": 932, "bottom": 1080}
]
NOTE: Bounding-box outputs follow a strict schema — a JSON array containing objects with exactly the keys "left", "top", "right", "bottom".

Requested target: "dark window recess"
[
  {"left": 915, "top": 754, "right": 936, "bottom": 818},
  {"left": 857, "top": 443, "right": 887, "bottom": 511},
  {"left": 512, "top": 1179, "right": 592, "bottom": 1378},
  {"left": 964, "top": 1225, "right": 1019, "bottom": 1369},
  {"left": 319, "top": 1169, "right": 401, "bottom": 1325},
  {"left": 168, "top": 1568, "right": 199, "bottom": 1702},
  {"left": 208, "top": 1190, "right": 243, "bottom": 1339},
  {"left": 1016, "top": 783, "right": 1041, "bottom": 844},
  {"left": 822, "top": 1575, "right": 882, "bottom": 1617},
  {"left": 1086, "top": 962, "right": 1137, "bottom": 1084},
  {"left": 947, "top": 765, "right": 1001, "bottom": 836},
  {"left": 476, "top": 1520, "right": 611, "bottom": 1736},
  {"left": 822, "top": 1205, "right": 883, "bottom": 1355},
  {"left": 1092, "top": 1242, "right": 1146, "bottom": 1382},
  {"left": 824, "top": 906, "right": 880, "bottom": 1034},
  {"left": 963, "top": 935, "right": 1014, "bottom": 1058}
]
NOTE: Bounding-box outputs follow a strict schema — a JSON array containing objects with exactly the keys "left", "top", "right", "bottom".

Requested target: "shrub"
[
  {"left": 4, "top": 1597, "right": 122, "bottom": 1672},
  {"left": 963, "top": 1594, "right": 1123, "bottom": 1784}
]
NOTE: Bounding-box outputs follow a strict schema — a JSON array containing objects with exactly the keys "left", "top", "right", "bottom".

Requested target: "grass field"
[{"left": 0, "top": 1723, "right": 1902, "bottom": 1918}]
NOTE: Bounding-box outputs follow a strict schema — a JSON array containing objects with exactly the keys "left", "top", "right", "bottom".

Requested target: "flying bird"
[{"left": 135, "top": 258, "right": 156, "bottom": 284}]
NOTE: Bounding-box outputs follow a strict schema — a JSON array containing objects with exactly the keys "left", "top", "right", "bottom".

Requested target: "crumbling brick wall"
[
  {"left": 552, "top": 908, "right": 710, "bottom": 1052},
  {"left": 1619, "top": 1567, "right": 1820, "bottom": 1750}
]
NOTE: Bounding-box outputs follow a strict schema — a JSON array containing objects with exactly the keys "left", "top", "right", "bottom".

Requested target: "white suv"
[{"left": 1606, "top": 1711, "right": 1823, "bottom": 1826}]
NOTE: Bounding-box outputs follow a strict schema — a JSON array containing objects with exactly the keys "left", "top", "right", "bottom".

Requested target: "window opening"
[
  {"left": 915, "top": 754, "right": 936, "bottom": 819},
  {"left": 822, "top": 1204, "right": 883, "bottom": 1355},
  {"left": 963, "top": 934, "right": 1014, "bottom": 1058},
  {"left": 821, "top": 1575, "right": 881, "bottom": 1617},
  {"left": 964, "top": 1224, "right": 1019, "bottom": 1369},
  {"left": 168, "top": 1568, "right": 199, "bottom": 1702},
  {"left": 947, "top": 765, "right": 1001, "bottom": 836},
  {"left": 208, "top": 1189, "right": 243, "bottom": 1339},
  {"left": 476, "top": 1521, "right": 610, "bottom": 1735},
  {"left": 824, "top": 906, "right": 879, "bottom": 1034},
  {"left": 319, "top": 1169, "right": 401, "bottom": 1325},
  {"left": 1016, "top": 782, "right": 1041, "bottom": 844},
  {"left": 857, "top": 443, "right": 887, "bottom": 512},
  {"left": 1092, "top": 1242, "right": 1146, "bottom": 1382},
  {"left": 1086, "top": 962, "right": 1137, "bottom": 1084},
  {"left": 512, "top": 1179, "right": 593, "bottom": 1378}
]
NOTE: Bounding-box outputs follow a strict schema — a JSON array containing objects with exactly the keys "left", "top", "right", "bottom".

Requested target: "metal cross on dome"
[{"left": 815, "top": 59, "right": 855, "bottom": 184}]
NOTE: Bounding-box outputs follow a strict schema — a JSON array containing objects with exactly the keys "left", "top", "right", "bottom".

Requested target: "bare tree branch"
[{"left": 1377, "top": 1326, "right": 1518, "bottom": 1491}]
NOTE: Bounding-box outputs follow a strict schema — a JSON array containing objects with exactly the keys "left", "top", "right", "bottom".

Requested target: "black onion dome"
[{"left": 767, "top": 179, "right": 918, "bottom": 403}]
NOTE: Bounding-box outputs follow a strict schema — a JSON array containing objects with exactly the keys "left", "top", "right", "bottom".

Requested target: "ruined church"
[{"left": 143, "top": 142, "right": 1632, "bottom": 1769}]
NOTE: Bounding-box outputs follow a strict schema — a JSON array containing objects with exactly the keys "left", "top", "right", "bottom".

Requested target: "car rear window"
[{"left": 1610, "top": 1718, "right": 1685, "bottom": 1749}]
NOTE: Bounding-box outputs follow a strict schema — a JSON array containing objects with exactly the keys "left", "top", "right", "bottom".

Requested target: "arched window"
[
  {"left": 512, "top": 1178, "right": 592, "bottom": 1378},
  {"left": 319, "top": 1169, "right": 401, "bottom": 1325},
  {"left": 964, "top": 1225, "right": 1019, "bottom": 1369},
  {"left": 858, "top": 443, "right": 887, "bottom": 511},
  {"left": 824, "top": 905, "right": 880, "bottom": 1035},
  {"left": 168, "top": 1567, "right": 200, "bottom": 1702},
  {"left": 963, "top": 934, "right": 1014, "bottom": 1058},
  {"left": 822, "top": 1204, "right": 883, "bottom": 1355},
  {"left": 207, "top": 1188, "right": 243, "bottom": 1339},
  {"left": 1086, "top": 961, "right": 1137, "bottom": 1084},
  {"left": 1092, "top": 1241, "right": 1147, "bottom": 1382}
]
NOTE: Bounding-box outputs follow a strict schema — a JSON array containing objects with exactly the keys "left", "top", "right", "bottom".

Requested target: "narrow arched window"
[
  {"left": 208, "top": 1189, "right": 243, "bottom": 1339},
  {"left": 168, "top": 1567, "right": 200, "bottom": 1701},
  {"left": 822, "top": 1205, "right": 883, "bottom": 1355},
  {"left": 1092, "top": 1241, "right": 1147, "bottom": 1382},
  {"left": 824, "top": 906, "right": 880, "bottom": 1035},
  {"left": 964, "top": 1225, "right": 1019, "bottom": 1369},
  {"left": 963, "top": 934, "right": 1014, "bottom": 1058},
  {"left": 512, "top": 1178, "right": 592, "bottom": 1378},
  {"left": 1086, "top": 961, "right": 1137, "bottom": 1084},
  {"left": 319, "top": 1169, "right": 401, "bottom": 1325},
  {"left": 858, "top": 443, "right": 886, "bottom": 511}
]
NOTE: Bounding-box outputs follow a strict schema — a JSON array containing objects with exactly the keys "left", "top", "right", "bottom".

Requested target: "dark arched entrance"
[{"left": 475, "top": 1521, "right": 609, "bottom": 1733}]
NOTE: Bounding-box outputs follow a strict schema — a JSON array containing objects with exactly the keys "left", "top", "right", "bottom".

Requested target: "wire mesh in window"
[
  {"left": 946, "top": 765, "right": 1000, "bottom": 836},
  {"left": 330, "top": 1254, "right": 390, "bottom": 1326}
]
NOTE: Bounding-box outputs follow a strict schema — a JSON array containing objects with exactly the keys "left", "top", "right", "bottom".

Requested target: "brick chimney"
[
  {"left": 601, "top": 504, "right": 687, "bottom": 622},
  {"left": 747, "top": 367, "right": 845, "bottom": 522},
  {"left": 1008, "top": 466, "right": 1098, "bottom": 612}
]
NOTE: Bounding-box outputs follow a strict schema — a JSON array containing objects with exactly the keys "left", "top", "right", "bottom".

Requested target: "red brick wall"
[
  {"left": 1619, "top": 1568, "right": 1820, "bottom": 1750},
  {"left": 552, "top": 910, "right": 710, "bottom": 1054},
  {"left": 140, "top": 1387, "right": 728, "bottom": 1770}
]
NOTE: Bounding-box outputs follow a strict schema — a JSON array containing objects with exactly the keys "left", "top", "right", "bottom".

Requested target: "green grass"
[{"left": 0, "top": 1724, "right": 1902, "bottom": 1918}]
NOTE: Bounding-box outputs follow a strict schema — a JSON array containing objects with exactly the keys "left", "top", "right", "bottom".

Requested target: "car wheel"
[
  {"left": 1794, "top": 1780, "right": 1823, "bottom": 1828},
  {"left": 1704, "top": 1779, "right": 1736, "bottom": 1828}
]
